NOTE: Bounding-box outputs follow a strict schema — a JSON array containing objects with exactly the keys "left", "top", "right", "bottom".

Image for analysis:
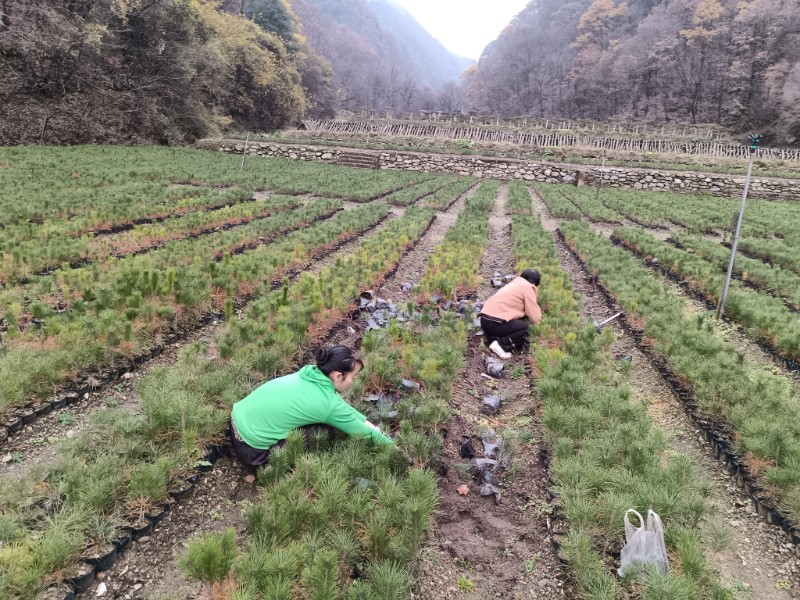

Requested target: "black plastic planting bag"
[{"left": 617, "top": 509, "right": 669, "bottom": 577}]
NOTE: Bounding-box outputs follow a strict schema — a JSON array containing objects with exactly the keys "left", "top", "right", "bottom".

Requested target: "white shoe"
[{"left": 489, "top": 341, "right": 512, "bottom": 360}]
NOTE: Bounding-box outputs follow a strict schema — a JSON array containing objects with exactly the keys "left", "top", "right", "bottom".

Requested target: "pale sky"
[{"left": 391, "top": 0, "right": 531, "bottom": 61}]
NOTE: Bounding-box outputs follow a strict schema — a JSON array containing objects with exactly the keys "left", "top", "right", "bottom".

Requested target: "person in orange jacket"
[{"left": 479, "top": 269, "right": 542, "bottom": 359}]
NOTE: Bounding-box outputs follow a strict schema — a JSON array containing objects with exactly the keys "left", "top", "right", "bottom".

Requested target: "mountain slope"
[
  {"left": 369, "top": 0, "right": 472, "bottom": 89},
  {"left": 466, "top": 0, "right": 800, "bottom": 144},
  {"left": 291, "top": 0, "right": 471, "bottom": 113}
]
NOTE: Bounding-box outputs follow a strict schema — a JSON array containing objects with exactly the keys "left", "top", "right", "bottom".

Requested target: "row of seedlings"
[
  {"left": 179, "top": 312, "right": 469, "bottom": 598},
  {"left": 0, "top": 203, "right": 389, "bottom": 439},
  {"left": 671, "top": 232, "right": 800, "bottom": 312},
  {"left": 0, "top": 206, "right": 442, "bottom": 598},
  {"left": 558, "top": 185, "right": 626, "bottom": 224},
  {"left": 419, "top": 179, "right": 478, "bottom": 210},
  {"left": 0, "top": 186, "right": 256, "bottom": 248},
  {"left": 0, "top": 145, "right": 434, "bottom": 230},
  {"left": 0, "top": 195, "right": 301, "bottom": 282},
  {"left": 507, "top": 180, "right": 534, "bottom": 214},
  {"left": 0, "top": 197, "right": 325, "bottom": 313},
  {"left": 381, "top": 176, "right": 460, "bottom": 206},
  {"left": 417, "top": 180, "right": 500, "bottom": 301},
  {"left": 612, "top": 227, "right": 800, "bottom": 369},
  {"left": 597, "top": 188, "right": 800, "bottom": 238},
  {"left": 738, "top": 237, "right": 800, "bottom": 277},
  {"left": 0, "top": 198, "right": 347, "bottom": 404},
  {"left": 560, "top": 221, "right": 800, "bottom": 561},
  {"left": 512, "top": 205, "right": 727, "bottom": 596},
  {"left": 533, "top": 184, "right": 583, "bottom": 219}
]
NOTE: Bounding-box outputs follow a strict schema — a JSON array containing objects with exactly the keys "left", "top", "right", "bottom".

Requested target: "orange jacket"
[{"left": 482, "top": 277, "right": 542, "bottom": 324}]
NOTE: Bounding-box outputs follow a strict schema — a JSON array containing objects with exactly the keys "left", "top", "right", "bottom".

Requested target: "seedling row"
[
  {"left": 0, "top": 202, "right": 386, "bottom": 423},
  {"left": 0, "top": 146, "right": 434, "bottom": 229},
  {"left": 510, "top": 197, "right": 728, "bottom": 597},
  {"left": 612, "top": 227, "right": 800, "bottom": 366},
  {"left": 418, "top": 180, "right": 499, "bottom": 299},
  {"left": 0, "top": 195, "right": 301, "bottom": 284},
  {"left": 0, "top": 198, "right": 453, "bottom": 597},
  {"left": 560, "top": 221, "right": 800, "bottom": 553}
]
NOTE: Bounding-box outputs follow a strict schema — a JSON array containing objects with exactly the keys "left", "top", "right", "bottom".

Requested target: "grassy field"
[{"left": 1, "top": 146, "right": 799, "bottom": 598}]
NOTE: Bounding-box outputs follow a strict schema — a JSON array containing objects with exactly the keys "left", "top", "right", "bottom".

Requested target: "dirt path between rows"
[
  {"left": 414, "top": 183, "right": 563, "bottom": 600},
  {"left": 76, "top": 188, "right": 476, "bottom": 600},
  {"left": 531, "top": 190, "right": 800, "bottom": 598}
]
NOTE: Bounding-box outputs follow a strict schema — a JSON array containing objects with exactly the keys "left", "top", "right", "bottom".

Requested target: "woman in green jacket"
[{"left": 230, "top": 345, "right": 392, "bottom": 467}]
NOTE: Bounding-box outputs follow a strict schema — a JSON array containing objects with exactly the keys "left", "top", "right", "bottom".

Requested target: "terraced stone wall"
[{"left": 201, "top": 139, "right": 800, "bottom": 200}]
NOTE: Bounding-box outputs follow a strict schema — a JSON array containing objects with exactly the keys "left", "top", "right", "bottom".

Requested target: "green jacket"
[{"left": 231, "top": 365, "right": 392, "bottom": 449}]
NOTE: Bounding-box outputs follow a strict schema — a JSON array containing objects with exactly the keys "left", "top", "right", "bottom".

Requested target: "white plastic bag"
[{"left": 617, "top": 509, "right": 669, "bottom": 577}]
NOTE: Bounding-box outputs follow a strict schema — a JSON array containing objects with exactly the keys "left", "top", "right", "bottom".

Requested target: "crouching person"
[
  {"left": 230, "top": 345, "right": 392, "bottom": 468},
  {"left": 479, "top": 269, "right": 542, "bottom": 359}
]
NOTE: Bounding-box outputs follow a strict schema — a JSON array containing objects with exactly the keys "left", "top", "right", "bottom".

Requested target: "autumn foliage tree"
[{"left": 0, "top": 0, "right": 317, "bottom": 144}]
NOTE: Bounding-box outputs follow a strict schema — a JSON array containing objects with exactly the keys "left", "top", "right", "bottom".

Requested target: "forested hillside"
[
  {"left": 0, "top": 0, "right": 469, "bottom": 144},
  {"left": 465, "top": 0, "right": 800, "bottom": 144},
  {"left": 0, "top": 1, "right": 328, "bottom": 144}
]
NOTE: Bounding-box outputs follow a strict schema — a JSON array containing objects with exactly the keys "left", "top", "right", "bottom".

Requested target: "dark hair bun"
[
  {"left": 316, "top": 347, "right": 331, "bottom": 365},
  {"left": 315, "top": 345, "right": 364, "bottom": 376}
]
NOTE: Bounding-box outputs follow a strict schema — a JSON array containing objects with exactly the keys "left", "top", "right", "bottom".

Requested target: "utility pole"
[
  {"left": 716, "top": 133, "right": 760, "bottom": 320},
  {"left": 240, "top": 131, "right": 251, "bottom": 172},
  {"left": 596, "top": 150, "right": 606, "bottom": 201}
]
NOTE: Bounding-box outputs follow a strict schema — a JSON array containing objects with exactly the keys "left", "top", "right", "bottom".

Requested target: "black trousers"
[
  {"left": 229, "top": 418, "right": 335, "bottom": 468},
  {"left": 480, "top": 317, "right": 530, "bottom": 352}
]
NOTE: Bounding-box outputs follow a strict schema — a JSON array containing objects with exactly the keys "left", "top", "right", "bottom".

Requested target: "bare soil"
[
  {"left": 414, "top": 183, "right": 563, "bottom": 599},
  {"left": 532, "top": 191, "right": 800, "bottom": 598}
]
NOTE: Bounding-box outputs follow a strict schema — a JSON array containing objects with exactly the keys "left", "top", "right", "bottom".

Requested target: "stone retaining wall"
[{"left": 199, "top": 139, "right": 800, "bottom": 200}]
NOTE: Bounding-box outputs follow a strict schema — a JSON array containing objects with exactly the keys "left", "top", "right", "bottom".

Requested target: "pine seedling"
[
  {"left": 264, "top": 576, "right": 293, "bottom": 599},
  {"left": 326, "top": 528, "right": 361, "bottom": 578},
  {"left": 402, "top": 496, "right": 431, "bottom": 549},
  {"left": 228, "top": 584, "right": 259, "bottom": 600},
  {"left": 314, "top": 470, "right": 350, "bottom": 529},
  {"left": 640, "top": 569, "right": 697, "bottom": 600},
  {"left": 261, "top": 446, "right": 289, "bottom": 486},
  {"left": 294, "top": 455, "right": 323, "bottom": 492},
  {"left": 670, "top": 527, "right": 707, "bottom": 583},
  {"left": 265, "top": 545, "right": 304, "bottom": 581},
  {"left": 167, "top": 269, "right": 176, "bottom": 294},
  {"left": 177, "top": 527, "right": 238, "bottom": 586},
  {"left": 345, "top": 580, "right": 373, "bottom": 600},
  {"left": 285, "top": 429, "right": 306, "bottom": 467},
  {"left": 375, "top": 475, "right": 404, "bottom": 518},
  {"left": 235, "top": 541, "right": 271, "bottom": 592},
  {"left": 280, "top": 277, "right": 290, "bottom": 307},
  {"left": 369, "top": 561, "right": 411, "bottom": 600},
  {"left": 364, "top": 509, "right": 392, "bottom": 561},
  {"left": 386, "top": 529, "right": 416, "bottom": 565},
  {"left": 302, "top": 548, "right": 339, "bottom": 600},
  {"left": 403, "top": 469, "right": 438, "bottom": 515},
  {"left": 308, "top": 429, "right": 330, "bottom": 453},
  {"left": 344, "top": 487, "right": 372, "bottom": 529}
]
